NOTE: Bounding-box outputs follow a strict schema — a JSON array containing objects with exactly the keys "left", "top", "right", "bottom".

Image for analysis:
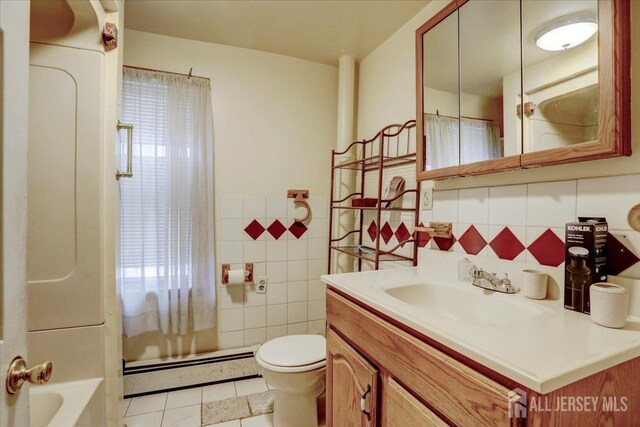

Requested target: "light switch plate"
[
  {"left": 255, "top": 276, "right": 268, "bottom": 294},
  {"left": 422, "top": 187, "right": 434, "bottom": 211}
]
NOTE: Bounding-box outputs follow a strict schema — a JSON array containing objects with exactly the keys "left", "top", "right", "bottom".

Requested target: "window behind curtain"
[
  {"left": 119, "top": 67, "right": 215, "bottom": 337},
  {"left": 120, "top": 75, "right": 174, "bottom": 287}
]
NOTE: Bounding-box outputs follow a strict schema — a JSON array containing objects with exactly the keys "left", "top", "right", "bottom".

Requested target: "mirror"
[
  {"left": 416, "top": 0, "right": 630, "bottom": 181},
  {"left": 422, "top": 9, "right": 459, "bottom": 171},
  {"left": 522, "top": 0, "right": 598, "bottom": 152},
  {"left": 459, "top": 0, "right": 521, "bottom": 162}
]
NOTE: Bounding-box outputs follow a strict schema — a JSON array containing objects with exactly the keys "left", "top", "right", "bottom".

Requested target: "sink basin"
[{"left": 385, "top": 283, "right": 549, "bottom": 326}]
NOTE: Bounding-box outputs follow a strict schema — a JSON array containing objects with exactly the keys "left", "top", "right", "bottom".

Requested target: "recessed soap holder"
[{"left": 222, "top": 263, "right": 254, "bottom": 284}]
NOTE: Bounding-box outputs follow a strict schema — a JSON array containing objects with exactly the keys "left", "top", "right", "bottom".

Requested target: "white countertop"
[{"left": 321, "top": 254, "right": 640, "bottom": 394}]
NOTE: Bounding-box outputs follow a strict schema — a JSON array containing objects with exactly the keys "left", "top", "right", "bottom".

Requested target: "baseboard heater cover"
[{"left": 124, "top": 349, "right": 261, "bottom": 396}]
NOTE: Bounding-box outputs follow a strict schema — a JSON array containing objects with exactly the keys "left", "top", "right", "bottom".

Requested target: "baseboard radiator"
[{"left": 124, "top": 346, "right": 261, "bottom": 397}]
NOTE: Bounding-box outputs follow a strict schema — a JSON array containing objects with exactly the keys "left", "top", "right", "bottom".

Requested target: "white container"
[
  {"left": 522, "top": 269, "right": 548, "bottom": 299},
  {"left": 590, "top": 283, "right": 629, "bottom": 328}
]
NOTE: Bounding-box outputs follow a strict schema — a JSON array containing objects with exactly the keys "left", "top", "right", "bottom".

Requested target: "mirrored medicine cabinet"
[{"left": 416, "top": 0, "right": 631, "bottom": 181}]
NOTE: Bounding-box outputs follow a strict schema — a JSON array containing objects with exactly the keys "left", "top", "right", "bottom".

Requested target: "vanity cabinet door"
[
  {"left": 382, "top": 376, "right": 447, "bottom": 427},
  {"left": 327, "top": 328, "right": 378, "bottom": 427}
]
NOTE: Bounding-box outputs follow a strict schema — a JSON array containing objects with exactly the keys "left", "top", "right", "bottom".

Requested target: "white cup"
[
  {"left": 590, "top": 283, "right": 629, "bottom": 328},
  {"left": 522, "top": 269, "right": 548, "bottom": 299}
]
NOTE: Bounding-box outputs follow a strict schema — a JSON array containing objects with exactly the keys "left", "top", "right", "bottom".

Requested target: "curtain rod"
[
  {"left": 429, "top": 111, "right": 493, "bottom": 122},
  {"left": 123, "top": 65, "right": 210, "bottom": 81}
]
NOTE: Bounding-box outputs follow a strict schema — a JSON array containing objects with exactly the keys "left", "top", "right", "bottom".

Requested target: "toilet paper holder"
[{"left": 222, "top": 263, "right": 254, "bottom": 284}]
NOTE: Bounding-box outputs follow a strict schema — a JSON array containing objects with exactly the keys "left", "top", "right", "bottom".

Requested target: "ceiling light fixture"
[{"left": 535, "top": 18, "right": 598, "bottom": 52}]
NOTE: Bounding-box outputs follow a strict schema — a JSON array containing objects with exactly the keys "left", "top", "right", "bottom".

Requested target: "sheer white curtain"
[
  {"left": 424, "top": 114, "right": 502, "bottom": 168},
  {"left": 460, "top": 117, "right": 502, "bottom": 164},
  {"left": 119, "top": 67, "right": 215, "bottom": 337},
  {"left": 425, "top": 114, "right": 459, "bottom": 169}
]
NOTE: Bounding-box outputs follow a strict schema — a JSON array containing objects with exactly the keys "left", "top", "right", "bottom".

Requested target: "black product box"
[{"left": 564, "top": 217, "right": 608, "bottom": 314}]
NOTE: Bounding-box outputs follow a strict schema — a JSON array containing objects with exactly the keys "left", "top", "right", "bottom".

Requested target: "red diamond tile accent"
[
  {"left": 266, "top": 220, "right": 287, "bottom": 240},
  {"left": 416, "top": 222, "right": 431, "bottom": 248},
  {"left": 458, "top": 225, "right": 487, "bottom": 255},
  {"left": 288, "top": 222, "right": 307, "bottom": 239},
  {"left": 244, "top": 219, "right": 265, "bottom": 240},
  {"left": 433, "top": 235, "right": 456, "bottom": 251},
  {"left": 395, "top": 223, "right": 411, "bottom": 243},
  {"left": 367, "top": 221, "right": 378, "bottom": 241},
  {"left": 527, "top": 229, "right": 564, "bottom": 267},
  {"left": 608, "top": 234, "right": 640, "bottom": 275},
  {"left": 380, "top": 222, "right": 394, "bottom": 244},
  {"left": 489, "top": 227, "right": 525, "bottom": 260}
]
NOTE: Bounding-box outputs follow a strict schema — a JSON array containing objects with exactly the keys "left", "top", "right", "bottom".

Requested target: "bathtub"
[{"left": 30, "top": 378, "right": 104, "bottom": 427}]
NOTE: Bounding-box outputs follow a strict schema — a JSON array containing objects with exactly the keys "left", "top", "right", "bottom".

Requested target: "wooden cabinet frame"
[{"left": 416, "top": 0, "right": 631, "bottom": 181}]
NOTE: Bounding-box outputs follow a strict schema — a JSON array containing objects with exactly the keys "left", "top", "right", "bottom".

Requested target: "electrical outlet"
[
  {"left": 255, "top": 276, "right": 268, "bottom": 294},
  {"left": 422, "top": 187, "right": 434, "bottom": 211}
]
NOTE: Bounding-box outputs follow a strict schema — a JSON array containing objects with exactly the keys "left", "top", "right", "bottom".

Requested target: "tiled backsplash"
[
  {"left": 218, "top": 196, "right": 329, "bottom": 349},
  {"left": 423, "top": 175, "right": 640, "bottom": 278}
]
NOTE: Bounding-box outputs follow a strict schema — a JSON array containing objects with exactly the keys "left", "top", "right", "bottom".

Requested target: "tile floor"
[{"left": 123, "top": 377, "right": 274, "bottom": 427}]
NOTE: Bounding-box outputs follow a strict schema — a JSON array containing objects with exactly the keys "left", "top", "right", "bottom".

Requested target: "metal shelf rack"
[{"left": 328, "top": 120, "right": 420, "bottom": 272}]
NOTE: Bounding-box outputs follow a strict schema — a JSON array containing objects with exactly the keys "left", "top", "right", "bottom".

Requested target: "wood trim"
[
  {"left": 417, "top": 0, "right": 632, "bottom": 180},
  {"left": 458, "top": 154, "right": 521, "bottom": 176},
  {"left": 525, "top": 357, "right": 640, "bottom": 426},
  {"left": 327, "top": 290, "right": 520, "bottom": 426}
]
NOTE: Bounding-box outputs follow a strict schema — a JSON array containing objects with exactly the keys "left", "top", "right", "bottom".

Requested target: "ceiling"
[{"left": 124, "top": 0, "right": 428, "bottom": 66}]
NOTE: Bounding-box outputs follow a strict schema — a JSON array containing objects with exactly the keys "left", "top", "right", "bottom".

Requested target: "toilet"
[{"left": 256, "top": 335, "right": 326, "bottom": 427}]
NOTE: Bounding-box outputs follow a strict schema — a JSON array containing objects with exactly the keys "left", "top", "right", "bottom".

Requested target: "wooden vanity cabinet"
[
  {"left": 327, "top": 327, "right": 445, "bottom": 427},
  {"left": 325, "top": 287, "right": 639, "bottom": 426},
  {"left": 326, "top": 288, "right": 518, "bottom": 426},
  {"left": 327, "top": 328, "right": 379, "bottom": 426}
]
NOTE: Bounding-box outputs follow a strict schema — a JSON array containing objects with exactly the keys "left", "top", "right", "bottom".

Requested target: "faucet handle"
[
  {"left": 470, "top": 267, "right": 482, "bottom": 279},
  {"left": 501, "top": 274, "right": 519, "bottom": 293}
]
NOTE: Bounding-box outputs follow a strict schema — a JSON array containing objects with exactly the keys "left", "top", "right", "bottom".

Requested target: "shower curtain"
[{"left": 119, "top": 67, "right": 216, "bottom": 337}]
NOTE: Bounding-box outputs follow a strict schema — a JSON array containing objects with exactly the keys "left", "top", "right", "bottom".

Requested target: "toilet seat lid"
[{"left": 257, "top": 335, "right": 326, "bottom": 367}]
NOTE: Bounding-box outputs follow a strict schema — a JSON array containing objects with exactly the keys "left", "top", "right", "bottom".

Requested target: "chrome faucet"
[{"left": 469, "top": 266, "right": 519, "bottom": 294}]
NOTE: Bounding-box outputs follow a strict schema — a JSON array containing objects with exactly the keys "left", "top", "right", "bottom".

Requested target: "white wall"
[
  {"left": 123, "top": 30, "right": 338, "bottom": 361},
  {"left": 357, "top": 1, "right": 640, "bottom": 190}
]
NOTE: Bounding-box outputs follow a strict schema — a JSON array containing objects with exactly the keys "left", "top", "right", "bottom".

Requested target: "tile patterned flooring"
[{"left": 123, "top": 377, "right": 275, "bottom": 427}]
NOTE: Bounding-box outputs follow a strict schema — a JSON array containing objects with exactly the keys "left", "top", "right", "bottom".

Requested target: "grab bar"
[{"left": 116, "top": 121, "right": 134, "bottom": 180}]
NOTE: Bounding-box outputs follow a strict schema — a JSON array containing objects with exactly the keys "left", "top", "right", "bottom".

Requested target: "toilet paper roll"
[{"left": 227, "top": 269, "right": 246, "bottom": 284}]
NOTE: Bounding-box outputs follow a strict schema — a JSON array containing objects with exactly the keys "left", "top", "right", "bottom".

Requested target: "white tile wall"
[
  {"left": 266, "top": 241, "right": 287, "bottom": 262},
  {"left": 244, "top": 197, "right": 266, "bottom": 220},
  {"left": 488, "top": 184, "right": 527, "bottom": 226},
  {"left": 218, "top": 196, "right": 328, "bottom": 349},
  {"left": 266, "top": 197, "right": 288, "bottom": 218},
  {"left": 220, "top": 197, "right": 244, "bottom": 219},
  {"left": 526, "top": 181, "right": 577, "bottom": 227},
  {"left": 458, "top": 188, "right": 489, "bottom": 224},
  {"left": 577, "top": 176, "right": 640, "bottom": 230},
  {"left": 425, "top": 176, "right": 640, "bottom": 276}
]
